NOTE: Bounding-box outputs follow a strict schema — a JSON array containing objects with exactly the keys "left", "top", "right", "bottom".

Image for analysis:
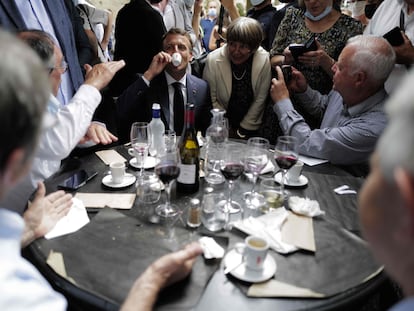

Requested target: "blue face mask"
[
  {"left": 208, "top": 8, "right": 217, "bottom": 18},
  {"left": 304, "top": 6, "right": 332, "bottom": 21}
]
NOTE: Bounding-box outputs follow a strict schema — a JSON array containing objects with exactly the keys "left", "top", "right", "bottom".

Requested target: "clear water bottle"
[
  {"left": 204, "top": 109, "right": 228, "bottom": 184},
  {"left": 149, "top": 103, "right": 165, "bottom": 156}
]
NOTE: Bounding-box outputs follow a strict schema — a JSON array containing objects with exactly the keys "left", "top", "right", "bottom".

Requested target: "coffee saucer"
[
  {"left": 129, "top": 157, "right": 159, "bottom": 169},
  {"left": 274, "top": 172, "right": 308, "bottom": 187},
  {"left": 223, "top": 249, "right": 276, "bottom": 283},
  {"left": 102, "top": 173, "right": 136, "bottom": 188}
]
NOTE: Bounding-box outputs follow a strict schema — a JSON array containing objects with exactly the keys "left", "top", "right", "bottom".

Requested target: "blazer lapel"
[
  {"left": 0, "top": 2, "right": 26, "bottom": 29},
  {"left": 186, "top": 75, "right": 198, "bottom": 105}
]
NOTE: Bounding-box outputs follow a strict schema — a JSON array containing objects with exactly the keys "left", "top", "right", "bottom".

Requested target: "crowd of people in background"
[{"left": 0, "top": 0, "right": 414, "bottom": 309}]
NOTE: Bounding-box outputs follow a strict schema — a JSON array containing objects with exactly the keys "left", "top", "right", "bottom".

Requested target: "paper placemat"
[
  {"left": 75, "top": 193, "right": 136, "bottom": 209},
  {"left": 95, "top": 150, "right": 127, "bottom": 165}
]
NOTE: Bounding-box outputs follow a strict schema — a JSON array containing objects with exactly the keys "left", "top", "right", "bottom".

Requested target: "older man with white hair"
[{"left": 270, "top": 35, "right": 395, "bottom": 172}]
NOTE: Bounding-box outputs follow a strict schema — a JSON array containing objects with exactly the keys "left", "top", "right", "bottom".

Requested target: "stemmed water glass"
[
  {"left": 274, "top": 136, "right": 299, "bottom": 198},
  {"left": 130, "top": 122, "right": 151, "bottom": 176},
  {"left": 243, "top": 137, "right": 270, "bottom": 209},
  {"left": 218, "top": 144, "right": 245, "bottom": 216},
  {"left": 154, "top": 147, "right": 181, "bottom": 217}
]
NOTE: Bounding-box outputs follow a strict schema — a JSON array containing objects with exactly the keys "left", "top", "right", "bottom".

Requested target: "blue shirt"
[
  {"left": 273, "top": 87, "right": 388, "bottom": 165},
  {"left": 0, "top": 208, "right": 67, "bottom": 310},
  {"left": 200, "top": 18, "right": 215, "bottom": 52}
]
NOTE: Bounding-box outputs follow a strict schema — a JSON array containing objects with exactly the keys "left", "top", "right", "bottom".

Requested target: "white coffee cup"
[
  {"left": 287, "top": 160, "right": 304, "bottom": 182},
  {"left": 171, "top": 52, "right": 182, "bottom": 67},
  {"left": 244, "top": 236, "right": 269, "bottom": 271},
  {"left": 110, "top": 162, "right": 125, "bottom": 184}
]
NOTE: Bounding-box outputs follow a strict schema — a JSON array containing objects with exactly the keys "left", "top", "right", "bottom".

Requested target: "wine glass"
[
  {"left": 130, "top": 122, "right": 151, "bottom": 176},
  {"left": 274, "top": 136, "right": 299, "bottom": 198},
  {"left": 243, "top": 137, "right": 270, "bottom": 209},
  {"left": 154, "top": 148, "right": 181, "bottom": 217},
  {"left": 218, "top": 144, "right": 245, "bottom": 217}
]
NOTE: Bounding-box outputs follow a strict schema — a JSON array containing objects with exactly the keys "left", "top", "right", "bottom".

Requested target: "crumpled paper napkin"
[
  {"left": 199, "top": 236, "right": 225, "bottom": 259},
  {"left": 233, "top": 208, "right": 298, "bottom": 254},
  {"left": 288, "top": 196, "right": 325, "bottom": 217}
]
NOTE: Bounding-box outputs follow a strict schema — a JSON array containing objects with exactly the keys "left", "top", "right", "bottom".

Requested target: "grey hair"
[
  {"left": 226, "top": 17, "right": 264, "bottom": 52},
  {"left": 0, "top": 29, "right": 50, "bottom": 172},
  {"left": 17, "top": 29, "right": 56, "bottom": 70},
  {"left": 377, "top": 69, "right": 414, "bottom": 181},
  {"left": 346, "top": 35, "right": 395, "bottom": 87}
]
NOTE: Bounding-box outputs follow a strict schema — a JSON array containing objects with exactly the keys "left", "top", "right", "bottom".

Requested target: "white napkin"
[
  {"left": 233, "top": 208, "right": 298, "bottom": 254},
  {"left": 261, "top": 160, "right": 275, "bottom": 174},
  {"left": 298, "top": 155, "right": 328, "bottom": 166},
  {"left": 45, "top": 198, "right": 90, "bottom": 239},
  {"left": 199, "top": 237, "right": 225, "bottom": 259},
  {"left": 288, "top": 196, "right": 325, "bottom": 217}
]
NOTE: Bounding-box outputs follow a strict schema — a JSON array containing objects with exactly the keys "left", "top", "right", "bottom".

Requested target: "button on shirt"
[{"left": 273, "top": 87, "right": 388, "bottom": 165}]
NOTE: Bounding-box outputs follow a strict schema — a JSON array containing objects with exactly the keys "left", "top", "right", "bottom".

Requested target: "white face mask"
[
  {"left": 250, "top": 0, "right": 265, "bottom": 6},
  {"left": 304, "top": 6, "right": 332, "bottom": 21},
  {"left": 208, "top": 8, "right": 217, "bottom": 18}
]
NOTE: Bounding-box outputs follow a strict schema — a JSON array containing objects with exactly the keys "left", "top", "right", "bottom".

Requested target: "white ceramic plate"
[
  {"left": 102, "top": 173, "right": 136, "bottom": 188},
  {"left": 274, "top": 172, "right": 308, "bottom": 187},
  {"left": 129, "top": 156, "right": 159, "bottom": 169},
  {"left": 223, "top": 249, "right": 276, "bottom": 283}
]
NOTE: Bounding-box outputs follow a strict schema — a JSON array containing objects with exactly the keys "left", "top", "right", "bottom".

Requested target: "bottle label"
[{"left": 177, "top": 163, "right": 196, "bottom": 184}]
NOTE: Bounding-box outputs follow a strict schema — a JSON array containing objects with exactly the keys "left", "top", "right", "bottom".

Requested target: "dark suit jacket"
[
  {"left": 116, "top": 73, "right": 212, "bottom": 143},
  {"left": 0, "top": 0, "right": 92, "bottom": 92},
  {"left": 110, "top": 0, "right": 166, "bottom": 96}
]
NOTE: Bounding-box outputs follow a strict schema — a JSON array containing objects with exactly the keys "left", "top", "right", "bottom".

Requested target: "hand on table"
[
  {"left": 22, "top": 182, "right": 72, "bottom": 247},
  {"left": 121, "top": 242, "right": 203, "bottom": 311}
]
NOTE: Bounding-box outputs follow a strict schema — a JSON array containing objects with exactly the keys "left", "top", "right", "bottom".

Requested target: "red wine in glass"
[
  {"left": 155, "top": 164, "right": 180, "bottom": 184},
  {"left": 275, "top": 155, "right": 298, "bottom": 170},
  {"left": 220, "top": 163, "right": 244, "bottom": 181}
]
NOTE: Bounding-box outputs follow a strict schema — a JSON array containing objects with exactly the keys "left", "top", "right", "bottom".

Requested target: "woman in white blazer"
[{"left": 203, "top": 17, "right": 271, "bottom": 139}]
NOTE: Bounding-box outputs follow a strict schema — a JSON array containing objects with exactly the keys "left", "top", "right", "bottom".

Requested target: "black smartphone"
[
  {"left": 57, "top": 170, "right": 98, "bottom": 190},
  {"left": 273, "top": 65, "right": 292, "bottom": 83},
  {"left": 383, "top": 27, "right": 404, "bottom": 46},
  {"left": 289, "top": 35, "right": 317, "bottom": 60}
]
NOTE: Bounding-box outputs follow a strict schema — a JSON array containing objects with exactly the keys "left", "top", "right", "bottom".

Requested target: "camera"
[
  {"left": 383, "top": 27, "right": 404, "bottom": 46},
  {"left": 273, "top": 65, "right": 292, "bottom": 83},
  {"left": 289, "top": 35, "right": 317, "bottom": 61}
]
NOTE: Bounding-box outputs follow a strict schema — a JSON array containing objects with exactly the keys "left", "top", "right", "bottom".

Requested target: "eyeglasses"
[{"left": 49, "top": 60, "right": 68, "bottom": 74}]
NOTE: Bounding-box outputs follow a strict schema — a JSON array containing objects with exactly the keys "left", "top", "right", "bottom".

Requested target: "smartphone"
[
  {"left": 289, "top": 35, "right": 317, "bottom": 60},
  {"left": 57, "top": 170, "right": 98, "bottom": 190},
  {"left": 383, "top": 27, "right": 404, "bottom": 46},
  {"left": 273, "top": 65, "right": 292, "bottom": 83}
]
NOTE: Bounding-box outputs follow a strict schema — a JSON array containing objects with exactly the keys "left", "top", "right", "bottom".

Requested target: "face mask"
[
  {"left": 364, "top": 3, "right": 377, "bottom": 19},
  {"left": 208, "top": 8, "right": 217, "bottom": 18},
  {"left": 250, "top": 0, "right": 265, "bottom": 6},
  {"left": 304, "top": 6, "right": 332, "bottom": 21}
]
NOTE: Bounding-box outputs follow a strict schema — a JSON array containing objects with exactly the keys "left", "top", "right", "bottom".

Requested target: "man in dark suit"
[
  {"left": 117, "top": 28, "right": 212, "bottom": 143},
  {"left": 0, "top": 0, "right": 93, "bottom": 104}
]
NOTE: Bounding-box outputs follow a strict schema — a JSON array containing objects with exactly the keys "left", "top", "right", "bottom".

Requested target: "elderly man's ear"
[{"left": 395, "top": 168, "right": 414, "bottom": 237}]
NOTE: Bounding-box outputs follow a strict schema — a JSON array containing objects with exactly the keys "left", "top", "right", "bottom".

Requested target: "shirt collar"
[
  {"left": 347, "top": 88, "right": 387, "bottom": 117},
  {"left": 165, "top": 71, "right": 186, "bottom": 87}
]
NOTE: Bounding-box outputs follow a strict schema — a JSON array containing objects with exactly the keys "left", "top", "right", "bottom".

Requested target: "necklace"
[{"left": 232, "top": 69, "right": 246, "bottom": 81}]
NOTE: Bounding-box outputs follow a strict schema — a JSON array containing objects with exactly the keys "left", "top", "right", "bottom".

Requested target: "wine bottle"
[
  {"left": 149, "top": 103, "right": 165, "bottom": 156},
  {"left": 177, "top": 103, "right": 200, "bottom": 194}
]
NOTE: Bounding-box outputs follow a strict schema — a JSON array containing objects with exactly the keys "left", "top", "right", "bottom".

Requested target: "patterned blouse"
[{"left": 270, "top": 7, "right": 363, "bottom": 94}]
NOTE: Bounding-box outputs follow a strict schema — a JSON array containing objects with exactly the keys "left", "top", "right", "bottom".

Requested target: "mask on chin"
[
  {"left": 250, "top": 0, "right": 265, "bottom": 6},
  {"left": 304, "top": 6, "right": 332, "bottom": 21}
]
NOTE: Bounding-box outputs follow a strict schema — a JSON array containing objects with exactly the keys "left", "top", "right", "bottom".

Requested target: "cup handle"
[{"left": 128, "top": 148, "right": 134, "bottom": 156}]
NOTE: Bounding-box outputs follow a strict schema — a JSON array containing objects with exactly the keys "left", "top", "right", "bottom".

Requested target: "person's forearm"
[
  {"left": 271, "top": 55, "right": 285, "bottom": 67},
  {"left": 21, "top": 226, "right": 37, "bottom": 248},
  {"left": 120, "top": 269, "right": 162, "bottom": 311}
]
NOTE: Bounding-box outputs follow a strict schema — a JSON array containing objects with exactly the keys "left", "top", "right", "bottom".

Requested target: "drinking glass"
[
  {"left": 154, "top": 148, "right": 181, "bottom": 217},
  {"left": 274, "top": 136, "right": 299, "bottom": 198},
  {"left": 218, "top": 144, "right": 245, "bottom": 217},
  {"left": 130, "top": 122, "right": 150, "bottom": 176},
  {"left": 164, "top": 130, "right": 177, "bottom": 152},
  {"left": 243, "top": 137, "right": 270, "bottom": 209}
]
